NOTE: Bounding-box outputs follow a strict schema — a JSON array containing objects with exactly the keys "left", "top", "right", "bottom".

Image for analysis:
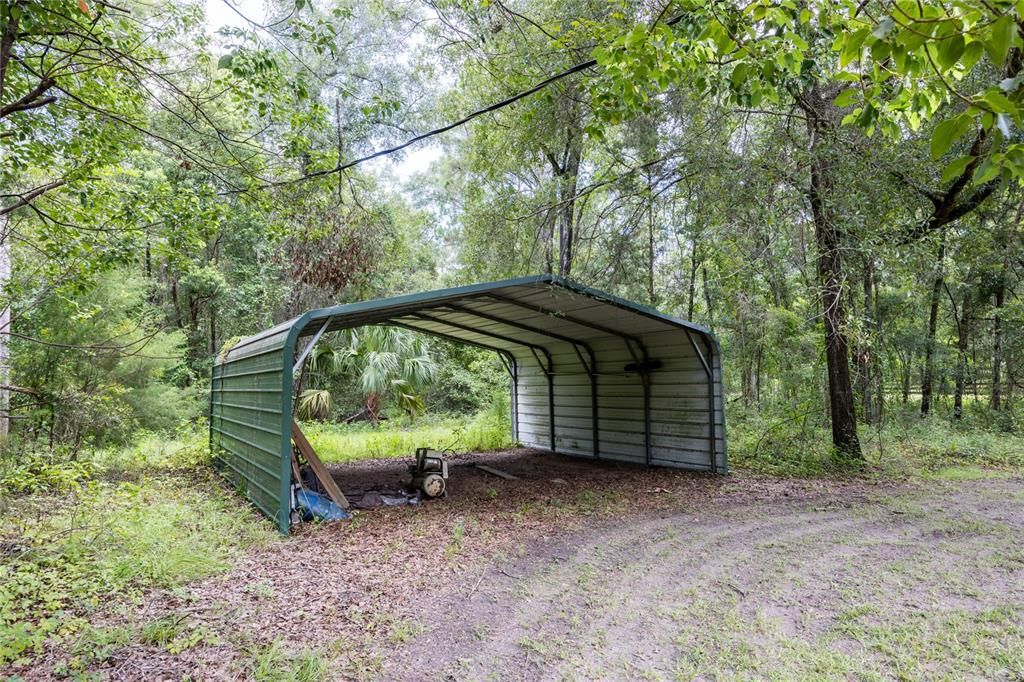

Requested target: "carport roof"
[{"left": 223, "top": 274, "right": 716, "bottom": 363}]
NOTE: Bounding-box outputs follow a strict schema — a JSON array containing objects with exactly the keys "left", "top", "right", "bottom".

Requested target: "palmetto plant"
[{"left": 297, "top": 326, "right": 436, "bottom": 423}]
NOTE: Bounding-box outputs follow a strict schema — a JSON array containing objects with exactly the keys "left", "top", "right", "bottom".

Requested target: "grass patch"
[
  {"left": 0, "top": 466, "right": 269, "bottom": 668},
  {"left": 728, "top": 406, "right": 1024, "bottom": 479},
  {"left": 669, "top": 596, "right": 1024, "bottom": 680},
  {"left": 251, "top": 639, "right": 332, "bottom": 682},
  {"left": 303, "top": 410, "right": 513, "bottom": 464},
  {"left": 923, "top": 465, "right": 1014, "bottom": 481},
  {"left": 834, "top": 604, "right": 1024, "bottom": 679}
]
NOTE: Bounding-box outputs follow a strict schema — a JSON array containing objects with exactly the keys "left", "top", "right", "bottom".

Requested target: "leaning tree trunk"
[
  {"left": 801, "top": 85, "right": 861, "bottom": 457},
  {"left": 921, "top": 235, "right": 945, "bottom": 417}
]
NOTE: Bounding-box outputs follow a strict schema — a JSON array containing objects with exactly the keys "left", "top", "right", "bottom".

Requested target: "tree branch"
[
  {"left": 0, "top": 180, "right": 67, "bottom": 218},
  {"left": 1, "top": 75, "right": 56, "bottom": 119}
]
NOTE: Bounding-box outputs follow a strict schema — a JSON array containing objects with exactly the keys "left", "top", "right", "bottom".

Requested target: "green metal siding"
[{"left": 210, "top": 334, "right": 290, "bottom": 531}]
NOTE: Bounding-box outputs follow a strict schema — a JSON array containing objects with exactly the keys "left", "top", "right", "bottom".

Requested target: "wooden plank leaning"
[{"left": 291, "top": 419, "right": 350, "bottom": 510}]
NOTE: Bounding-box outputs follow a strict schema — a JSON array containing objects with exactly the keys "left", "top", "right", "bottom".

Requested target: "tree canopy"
[{"left": 0, "top": 0, "right": 1021, "bottom": 458}]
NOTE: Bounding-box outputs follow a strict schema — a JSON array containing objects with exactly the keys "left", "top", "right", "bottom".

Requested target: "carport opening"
[
  {"left": 291, "top": 323, "right": 514, "bottom": 457},
  {"left": 287, "top": 323, "right": 519, "bottom": 512},
  {"left": 210, "top": 276, "right": 726, "bottom": 533}
]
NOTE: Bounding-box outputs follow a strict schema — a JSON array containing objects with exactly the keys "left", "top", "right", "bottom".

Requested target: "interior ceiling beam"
[
  {"left": 443, "top": 303, "right": 597, "bottom": 371},
  {"left": 405, "top": 311, "right": 551, "bottom": 363},
  {"left": 381, "top": 320, "right": 510, "bottom": 359},
  {"left": 483, "top": 293, "right": 650, "bottom": 365}
]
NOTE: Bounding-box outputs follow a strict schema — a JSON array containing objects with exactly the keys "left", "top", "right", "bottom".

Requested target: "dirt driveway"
[
  {"left": 378, "top": 458, "right": 1024, "bottom": 680},
  {"left": 51, "top": 450, "right": 1024, "bottom": 680}
]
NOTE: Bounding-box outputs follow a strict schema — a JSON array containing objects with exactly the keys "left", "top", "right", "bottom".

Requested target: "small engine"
[{"left": 409, "top": 447, "right": 448, "bottom": 498}]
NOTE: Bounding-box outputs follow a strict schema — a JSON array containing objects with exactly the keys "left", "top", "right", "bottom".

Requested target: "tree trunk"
[
  {"left": 921, "top": 236, "right": 945, "bottom": 417},
  {"left": 647, "top": 200, "right": 656, "bottom": 305},
  {"left": 992, "top": 205, "right": 1019, "bottom": 409},
  {"left": 701, "top": 263, "right": 713, "bottom": 328},
  {"left": 687, "top": 238, "right": 698, "bottom": 320},
  {"left": 873, "top": 273, "right": 884, "bottom": 422},
  {"left": 857, "top": 259, "right": 878, "bottom": 423},
  {"left": 0, "top": 215, "right": 9, "bottom": 439},
  {"left": 555, "top": 143, "right": 581, "bottom": 278},
  {"left": 1007, "top": 352, "right": 1015, "bottom": 403},
  {"left": 210, "top": 303, "right": 218, "bottom": 356},
  {"left": 544, "top": 108, "right": 583, "bottom": 280},
  {"left": 901, "top": 355, "right": 911, "bottom": 403},
  {"left": 992, "top": 283, "right": 1004, "bottom": 410},
  {"left": 801, "top": 86, "right": 861, "bottom": 457},
  {"left": 171, "top": 276, "right": 184, "bottom": 328},
  {"left": 952, "top": 292, "right": 970, "bottom": 420}
]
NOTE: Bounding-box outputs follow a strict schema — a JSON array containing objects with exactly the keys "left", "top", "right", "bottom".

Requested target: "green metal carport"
[{"left": 210, "top": 275, "right": 726, "bottom": 533}]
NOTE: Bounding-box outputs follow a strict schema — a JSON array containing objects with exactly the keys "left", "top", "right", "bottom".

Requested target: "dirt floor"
[{"left": 40, "top": 449, "right": 1024, "bottom": 680}]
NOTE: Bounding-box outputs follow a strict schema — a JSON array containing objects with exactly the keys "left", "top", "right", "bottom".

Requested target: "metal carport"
[{"left": 210, "top": 275, "right": 726, "bottom": 533}]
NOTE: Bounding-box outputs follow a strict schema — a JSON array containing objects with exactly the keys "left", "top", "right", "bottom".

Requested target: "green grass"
[
  {"left": 728, "top": 407, "right": 1024, "bottom": 479},
  {"left": 251, "top": 639, "right": 332, "bottom": 682},
  {"left": 302, "top": 410, "right": 513, "bottom": 464},
  {"left": 666, "top": 593, "right": 1024, "bottom": 681},
  {"left": 0, "top": 446, "right": 269, "bottom": 669}
]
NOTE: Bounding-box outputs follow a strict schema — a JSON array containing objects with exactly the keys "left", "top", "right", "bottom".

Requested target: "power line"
[{"left": 225, "top": 12, "right": 684, "bottom": 194}]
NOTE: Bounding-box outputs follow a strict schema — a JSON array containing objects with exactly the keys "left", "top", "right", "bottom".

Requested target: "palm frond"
[{"left": 297, "top": 389, "right": 332, "bottom": 421}]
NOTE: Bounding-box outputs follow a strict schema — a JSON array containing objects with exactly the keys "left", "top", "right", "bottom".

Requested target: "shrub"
[{"left": 0, "top": 471, "right": 269, "bottom": 667}]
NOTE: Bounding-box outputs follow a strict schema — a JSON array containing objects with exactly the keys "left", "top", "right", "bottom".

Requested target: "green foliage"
[
  {"left": 303, "top": 409, "right": 513, "bottom": 464},
  {"left": 301, "top": 327, "right": 438, "bottom": 422},
  {"left": 0, "top": 468, "right": 268, "bottom": 667},
  {"left": 297, "top": 389, "right": 334, "bottom": 422},
  {"left": 87, "top": 426, "right": 213, "bottom": 473},
  {"left": 729, "top": 405, "right": 1024, "bottom": 478},
  {"left": 9, "top": 269, "right": 199, "bottom": 449},
  {"left": 0, "top": 454, "right": 94, "bottom": 494},
  {"left": 587, "top": 0, "right": 1024, "bottom": 181},
  {"left": 424, "top": 342, "right": 509, "bottom": 415}
]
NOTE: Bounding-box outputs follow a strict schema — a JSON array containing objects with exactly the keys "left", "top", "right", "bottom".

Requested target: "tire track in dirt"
[
  {"left": 385, "top": 479, "right": 1024, "bottom": 681},
  {"left": 389, "top": 505, "right": 876, "bottom": 679}
]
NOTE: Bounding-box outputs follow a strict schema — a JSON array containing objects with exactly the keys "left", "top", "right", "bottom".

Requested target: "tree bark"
[
  {"left": 545, "top": 131, "right": 581, "bottom": 278},
  {"left": 687, "top": 238, "right": 698, "bottom": 320},
  {"left": 901, "top": 354, "right": 911, "bottom": 403},
  {"left": 921, "top": 236, "right": 945, "bottom": 417},
  {"left": 992, "top": 204, "right": 1019, "bottom": 410},
  {"left": 801, "top": 85, "right": 861, "bottom": 457},
  {"left": 950, "top": 288, "right": 970, "bottom": 420},
  {"left": 992, "top": 285, "right": 1003, "bottom": 410},
  {"left": 646, "top": 200, "right": 656, "bottom": 305},
  {"left": 873, "top": 273, "right": 884, "bottom": 422},
  {"left": 857, "top": 259, "right": 878, "bottom": 423},
  {"left": 701, "top": 263, "right": 713, "bottom": 328},
  {"left": 0, "top": 215, "right": 9, "bottom": 438}
]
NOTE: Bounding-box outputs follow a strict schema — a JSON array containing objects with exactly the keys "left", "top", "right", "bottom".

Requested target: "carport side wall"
[{"left": 210, "top": 324, "right": 296, "bottom": 534}]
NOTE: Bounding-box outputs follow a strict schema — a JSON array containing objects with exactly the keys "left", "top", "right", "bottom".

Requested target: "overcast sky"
[{"left": 203, "top": 0, "right": 442, "bottom": 183}]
